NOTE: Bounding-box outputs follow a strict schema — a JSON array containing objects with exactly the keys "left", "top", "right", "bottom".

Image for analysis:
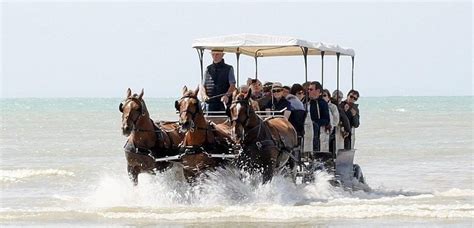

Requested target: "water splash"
[{"left": 0, "top": 169, "right": 75, "bottom": 183}]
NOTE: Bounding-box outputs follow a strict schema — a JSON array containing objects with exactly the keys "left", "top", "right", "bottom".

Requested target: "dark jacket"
[
  {"left": 308, "top": 97, "right": 330, "bottom": 127},
  {"left": 263, "top": 97, "right": 290, "bottom": 112},
  {"left": 203, "top": 60, "right": 232, "bottom": 104},
  {"left": 340, "top": 101, "right": 360, "bottom": 128}
]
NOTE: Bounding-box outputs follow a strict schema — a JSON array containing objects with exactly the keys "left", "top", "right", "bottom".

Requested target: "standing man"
[
  {"left": 306, "top": 81, "right": 330, "bottom": 152},
  {"left": 340, "top": 89, "right": 360, "bottom": 149},
  {"left": 201, "top": 49, "right": 236, "bottom": 113}
]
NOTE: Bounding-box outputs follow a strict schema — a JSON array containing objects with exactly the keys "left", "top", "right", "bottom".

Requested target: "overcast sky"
[{"left": 1, "top": 1, "right": 472, "bottom": 98}]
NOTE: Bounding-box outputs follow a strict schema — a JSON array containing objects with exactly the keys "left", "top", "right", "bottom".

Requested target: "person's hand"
[
  {"left": 325, "top": 125, "right": 332, "bottom": 133},
  {"left": 350, "top": 108, "right": 357, "bottom": 116},
  {"left": 202, "top": 95, "right": 210, "bottom": 102},
  {"left": 344, "top": 103, "right": 350, "bottom": 112},
  {"left": 343, "top": 132, "right": 350, "bottom": 138},
  {"left": 221, "top": 95, "right": 229, "bottom": 104}
]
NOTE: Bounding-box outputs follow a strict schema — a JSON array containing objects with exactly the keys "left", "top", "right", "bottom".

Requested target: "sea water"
[{"left": 1, "top": 97, "right": 473, "bottom": 227}]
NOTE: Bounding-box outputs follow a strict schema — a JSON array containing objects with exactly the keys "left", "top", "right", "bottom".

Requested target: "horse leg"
[
  {"left": 127, "top": 165, "right": 140, "bottom": 186},
  {"left": 261, "top": 148, "right": 279, "bottom": 184}
]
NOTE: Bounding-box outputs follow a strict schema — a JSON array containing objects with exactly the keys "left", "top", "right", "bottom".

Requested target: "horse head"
[
  {"left": 175, "top": 85, "right": 202, "bottom": 133},
  {"left": 227, "top": 89, "right": 253, "bottom": 142},
  {"left": 119, "top": 88, "right": 148, "bottom": 136}
]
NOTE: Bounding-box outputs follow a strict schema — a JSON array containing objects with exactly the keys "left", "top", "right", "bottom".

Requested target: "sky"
[{"left": 1, "top": 1, "right": 472, "bottom": 98}]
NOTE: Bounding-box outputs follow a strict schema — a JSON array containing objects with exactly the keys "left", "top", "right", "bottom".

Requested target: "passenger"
[
  {"left": 332, "top": 89, "right": 344, "bottom": 104},
  {"left": 239, "top": 85, "right": 260, "bottom": 111},
  {"left": 201, "top": 49, "right": 236, "bottom": 113},
  {"left": 306, "top": 81, "right": 330, "bottom": 152},
  {"left": 322, "top": 89, "right": 339, "bottom": 132},
  {"left": 247, "top": 78, "right": 263, "bottom": 100},
  {"left": 257, "top": 82, "right": 273, "bottom": 110},
  {"left": 339, "top": 89, "right": 360, "bottom": 149},
  {"left": 286, "top": 88, "right": 306, "bottom": 141},
  {"left": 301, "top": 81, "right": 311, "bottom": 103},
  {"left": 331, "top": 90, "right": 351, "bottom": 138},
  {"left": 322, "top": 89, "right": 340, "bottom": 155},
  {"left": 263, "top": 82, "right": 291, "bottom": 119},
  {"left": 290, "top": 83, "right": 306, "bottom": 103}
]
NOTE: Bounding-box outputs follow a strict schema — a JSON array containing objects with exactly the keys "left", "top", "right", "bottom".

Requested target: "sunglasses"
[
  {"left": 272, "top": 89, "right": 283, "bottom": 93},
  {"left": 308, "top": 88, "right": 315, "bottom": 91},
  {"left": 350, "top": 95, "right": 358, "bottom": 101},
  {"left": 296, "top": 91, "right": 304, "bottom": 95},
  {"left": 322, "top": 94, "right": 328, "bottom": 97}
]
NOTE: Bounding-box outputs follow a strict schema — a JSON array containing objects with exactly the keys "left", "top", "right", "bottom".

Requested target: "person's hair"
[
  {"left": 310, "top": 81, "right": 323, "bottom": 91},
  {"left": 283, "top": 86, "right": 291, "bottom": 91},
  {"left": 302, "top": 82, "right": 311, "bottom": 90},
  {"left": 247, "top": 78, "right": 261, "bottom": 86},
  {"left": 348, "top": 89, "right": 360, "bottom": 98},
  {"left": 239, "top": 85, "right": 249, "bottom": 92},
  {"left": 263, "top": 82, "right": 273, "bottom": 93},
  {"left": 322, "top": 89, "right": 331, "bottom": 98},
  {"left": 290, "top": 83, "right": 304, "bottom": 95}
]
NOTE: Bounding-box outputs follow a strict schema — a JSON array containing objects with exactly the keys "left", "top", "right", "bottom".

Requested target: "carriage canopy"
[{"left": 192, "top": 33, "right": 355, "bottom": 57}]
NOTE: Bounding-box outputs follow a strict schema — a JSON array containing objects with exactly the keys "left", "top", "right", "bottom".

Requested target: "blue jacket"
[{"left": 309, "top": 97, "right": 330, "bottom": 127}]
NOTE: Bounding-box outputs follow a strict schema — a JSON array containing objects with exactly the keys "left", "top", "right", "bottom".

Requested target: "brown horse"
[
  {"left": 120, "top": 88, "right": 183, "bottom": 185},
  {"left": 227, "top": 90, "right": 299, "bottom": 183},
  {"left": 175, "top": 86, "right": 235, "bottom": 181}
]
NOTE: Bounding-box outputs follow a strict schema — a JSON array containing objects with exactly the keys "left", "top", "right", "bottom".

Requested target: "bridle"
[
  {"left": 175, "top": 95, "right": 203, "bottom": 131},
  {"left": 119, "top": 97, "right": 148, "bottom": 131},
  {"left": 229, "top": 98, "right": 252, "bottom": 128}
]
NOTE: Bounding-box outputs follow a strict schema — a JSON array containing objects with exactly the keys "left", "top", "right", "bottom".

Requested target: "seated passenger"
[
  {"left": 239, "top": 84, "right": 260, "bottom": 111},
  {"left": 286, "top": 88, "right": 306, "bottom": 139},
  {"left": 339, "top": 89, "right": 360, "bottom": 149},
  {"left": 263, "top": 82, "right": 291, "bottom": 119},
  {"left": 305, "top": 81, "right": 330, "bottom": 152},
  {"left": 322, "top": 89, "right": 340, "bottom": 154},
  {"left": 290, "top": 83, "right": 306, "bottom": 103},
  {"left": 257, "top": 82, "right": 273, "bottom": 110},
  {"left": 332, "top": 90, "right": 351, "bottom": 138},
  {"left": 247, "top": 78, "right": 263, "bottom": 100}
]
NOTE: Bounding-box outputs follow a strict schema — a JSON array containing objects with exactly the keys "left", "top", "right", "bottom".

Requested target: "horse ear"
[
  {"left": 138, "top": 88, "right": 144, "bottom": 100},
  {"left": 194, "top": 85, "right": 200, "bottom": 97},
  {"left": 245, "top": 88, "right": 252, "bottom": 100},
  {"left": 232, "top": 90, "right": 238, "bottom": 100},
  {"left": 182, "top": 86, "right": 188, "bottom": 95},
  {"left": 126, "top": 88, "right": 132, "bottom": 98}
]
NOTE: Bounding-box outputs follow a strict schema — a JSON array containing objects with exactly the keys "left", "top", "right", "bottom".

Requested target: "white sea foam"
[
  {"left": 73, "top": 168, "right": 474, "bottom": 220},
  {"left": 0, "top": 169, "right": 75, "bottom": 183}
]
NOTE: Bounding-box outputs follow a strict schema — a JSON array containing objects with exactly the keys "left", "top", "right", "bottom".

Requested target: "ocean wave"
[{"left": 0, "top": 169, "right": 75, "bottom": 183}]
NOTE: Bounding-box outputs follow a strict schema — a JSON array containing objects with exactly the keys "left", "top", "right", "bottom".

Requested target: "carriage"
[{"left": 121, "top": 34, "right": 368, "bottom": 190}]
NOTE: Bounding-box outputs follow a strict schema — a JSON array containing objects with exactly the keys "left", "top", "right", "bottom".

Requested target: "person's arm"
[
  {"left": 200, "top": 69, "right": 210, "bottom": 101},
  {"left": 283, "top": 110, "right": 291, "bottom": 119}
]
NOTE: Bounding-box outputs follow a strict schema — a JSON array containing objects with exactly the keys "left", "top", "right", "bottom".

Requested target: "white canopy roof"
[{"left": 192, "top": 33, "right": 355, "bottom": 57}]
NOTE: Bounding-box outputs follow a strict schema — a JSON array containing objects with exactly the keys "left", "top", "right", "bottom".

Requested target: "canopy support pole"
[
  {"left": 351, "top": 56, "right": 355, "bottom": 90},
  {"left": 302, "top": 47, "right": 308, "bottom": 83},
  {"left": 236, "top": 50, "right": 241, "bottom": 86},
  {"left": 321, "top": 51, "right": 325, "bottom": 87},
  {"left": 196, "top": 48, "right": 204, "bottom": 82},
  {"left": 336, "top": 53, "right": 341, "bottom": 101},
  {"left": 254, "top": 56, "right": 258, "bottom": 79}
]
